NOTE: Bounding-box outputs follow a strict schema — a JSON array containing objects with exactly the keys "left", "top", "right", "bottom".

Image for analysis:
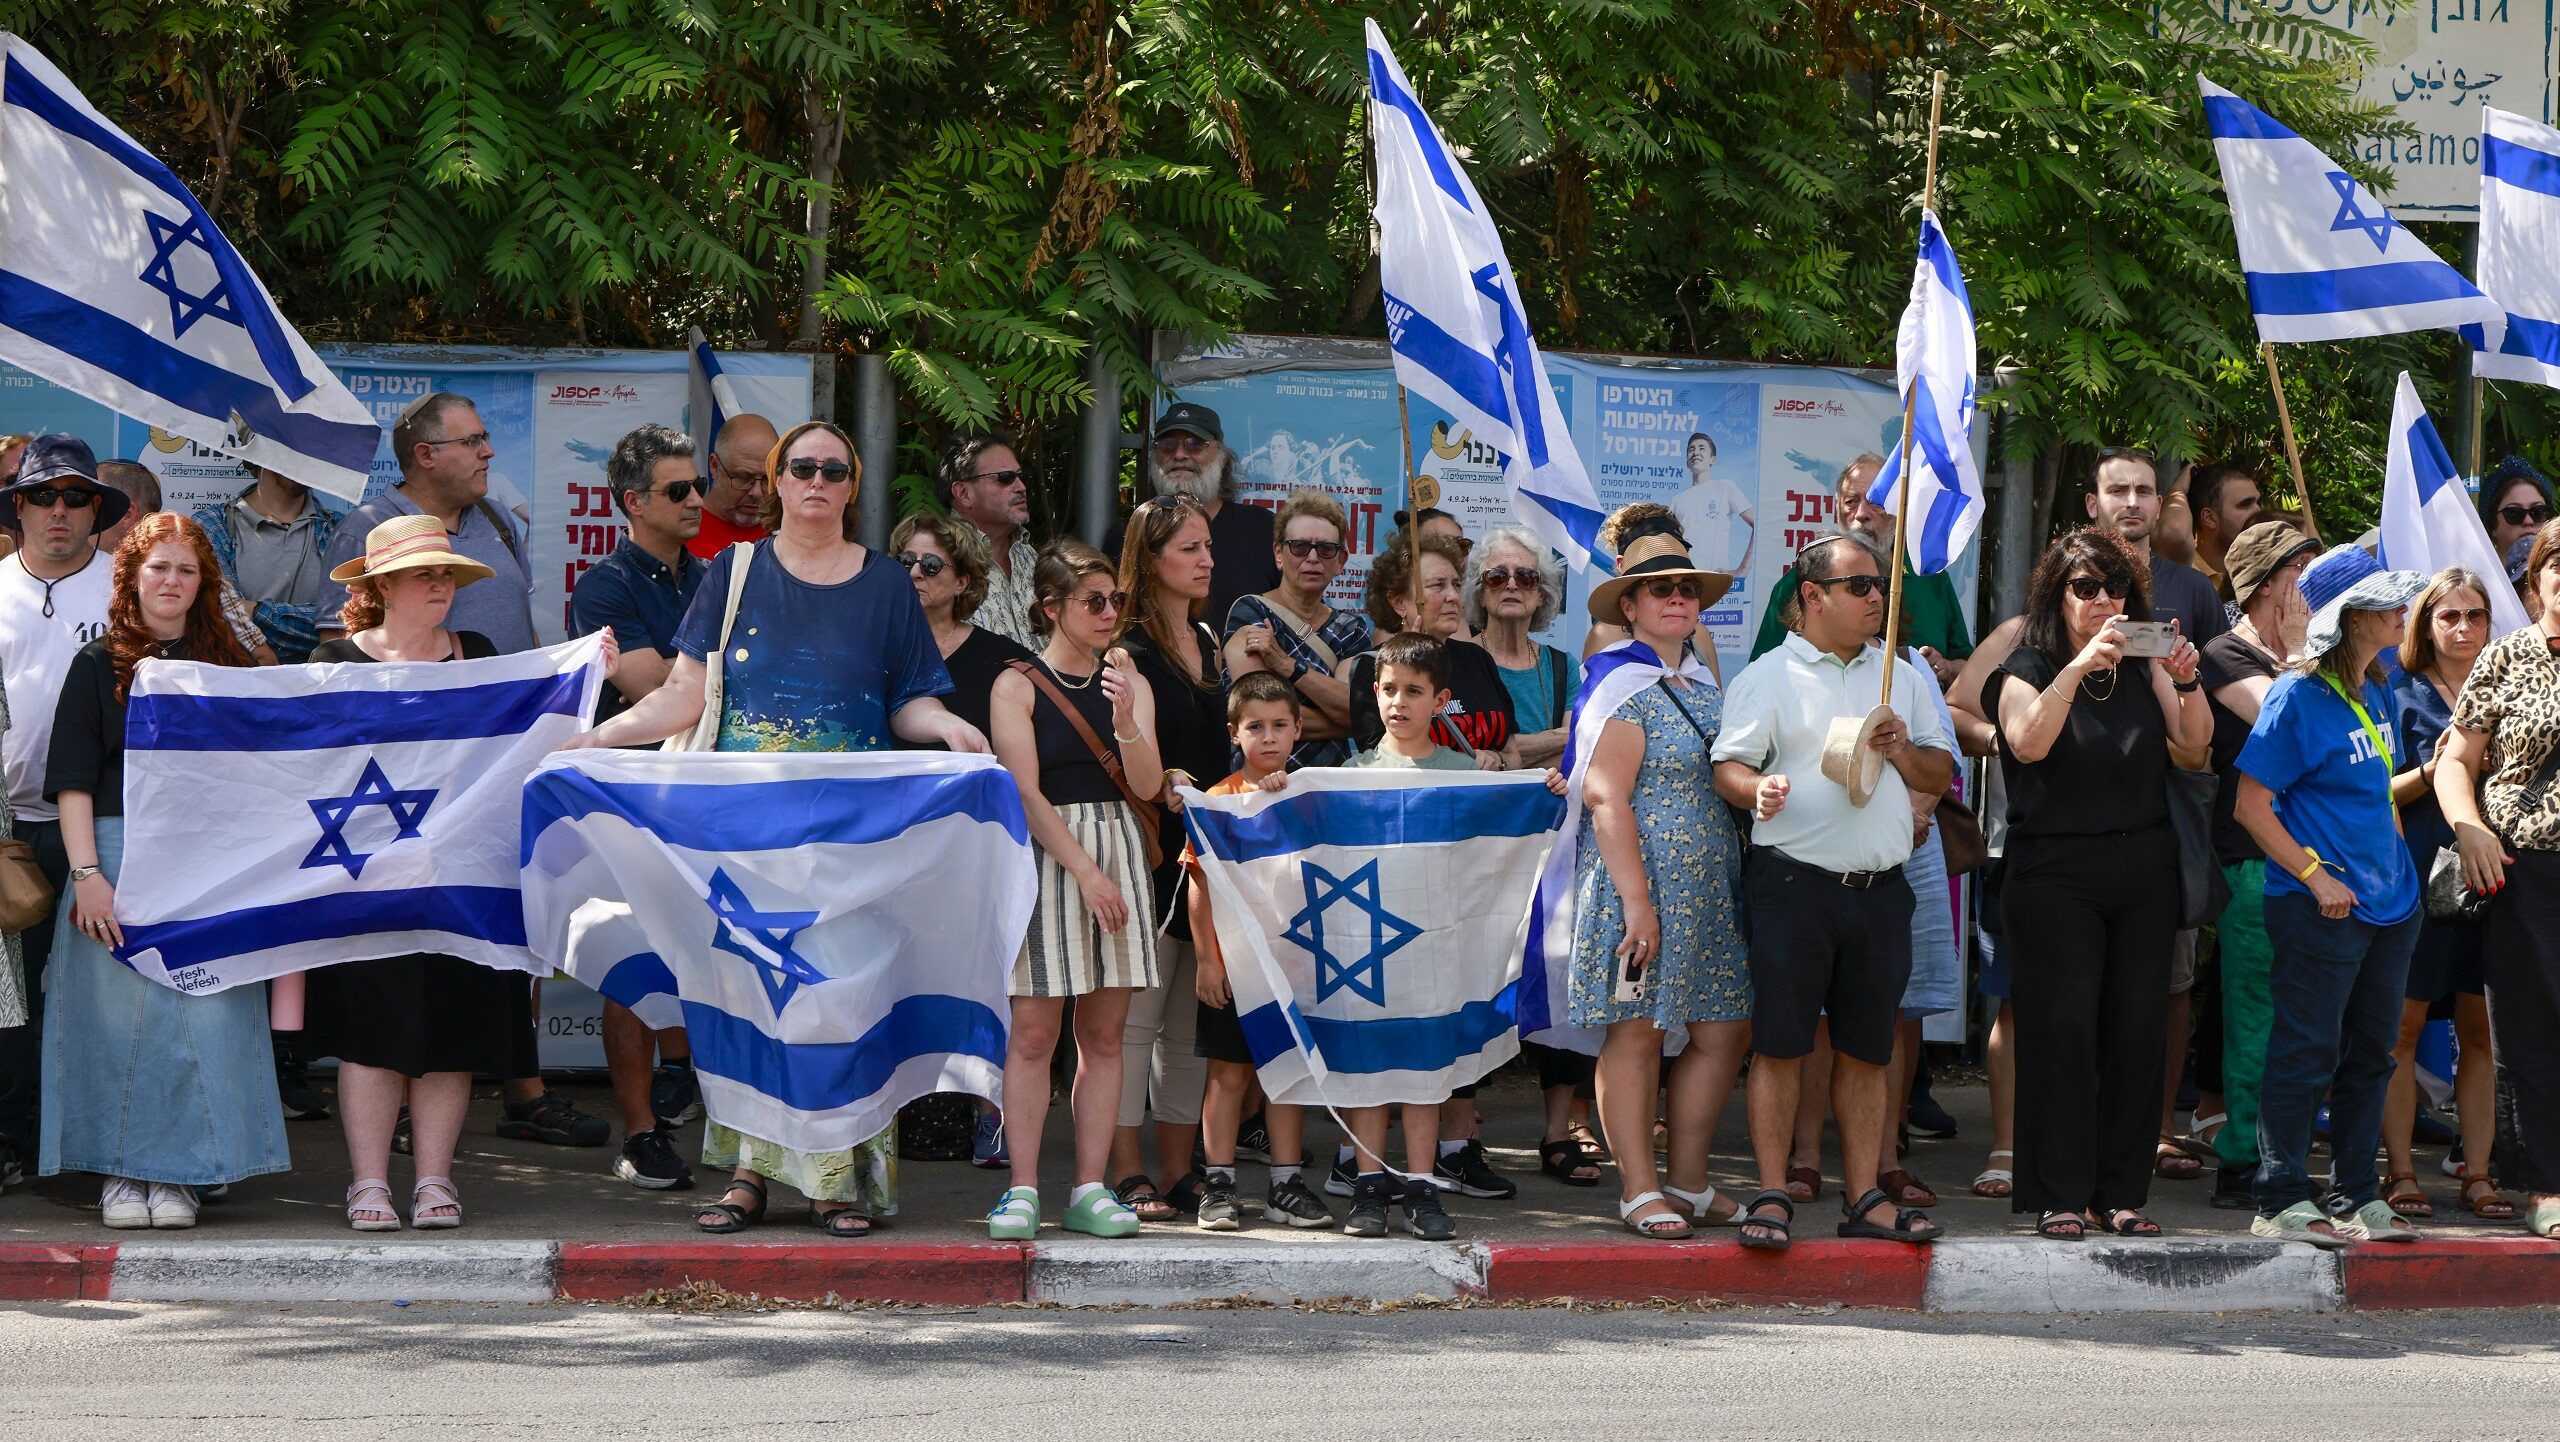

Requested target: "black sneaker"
[
  {"left": 1265, "top": 1175, "right": 1335, "bottom": 1230},
  {"left": 1325, "top": 1153, "right": 1360, "bottom": 1198},
  {"left": 614, "top": 1129, "right": 696, "bottom": 1190},
  {"left": 1432, "top": 1140, "right": 1517, "bottom": 1199},
  {"left": 1344, "top": 1175, "right": 1393, "bottom": 1238},
  {"left": 391, "top": 1107, "right": 412, "bottom": 1156},
  {"left": 275, "top": 1045, "right": 329, "bottom": 1121},
  {"left": 2211, "top": 1166, "right": 2255, "bottom": 1210},
  {"left": 651, "top": 1064, "right": 703, "bottom": 1129},
  {"left": 1237, "top": 1113, "right": 1273, "bottom": 1164},
  {"left": 1197, "top": 1172, "right": 1243, "bottom": 1231},
  {"left": 1906, "top": 1074, "right": 1957, "bottom": 1140},
  {"left": 498, "top": 1090, "right": 610, "bottom": 1147},
  {"left": 1403, "top": 1175, "right": 1457, "bottom": 1240}
]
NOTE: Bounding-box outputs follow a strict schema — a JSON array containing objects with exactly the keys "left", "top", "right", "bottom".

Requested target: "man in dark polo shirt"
[
  {"left": 570, "top": 422, "right": 706, "bottom": 1189},
  {"left": 1105, "top": 403, "right": 1279, "bottom": 631}
]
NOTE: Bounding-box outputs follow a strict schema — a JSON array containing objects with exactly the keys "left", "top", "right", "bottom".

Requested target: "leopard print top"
[{"left": 2452, "top": 626, "right": 2560, "bottom": 852}]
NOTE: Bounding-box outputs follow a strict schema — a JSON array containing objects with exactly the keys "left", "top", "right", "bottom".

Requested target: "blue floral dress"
[{"left": 1567, "top": 679, "right": 1750, "bottom": 1028}]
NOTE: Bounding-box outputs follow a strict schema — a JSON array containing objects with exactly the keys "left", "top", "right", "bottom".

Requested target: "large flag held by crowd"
[
  {"left": 2378, "top": 372, "right": 2532, "bottom": 635},
  {"left": 522, "top": 751, "right": 1030, "bottom": 1154},
  {"left": 1180, "top": 770, "right": 1562, "bottom": 1108},
  {"left": 1363, "top": 18, "right": 1607, "bottom": 572},
  {"left": 115, "top": 638, "right": 605, "bottom": 994},
  {"left": 2469, "top": 106, "right": 2560, "bottom": 391},
  {"left": 0, "top": 34, "right": 378, "bottom": 500},
  {"left": 1866, "top": 208, "right": 1985, "bottom": 576}
]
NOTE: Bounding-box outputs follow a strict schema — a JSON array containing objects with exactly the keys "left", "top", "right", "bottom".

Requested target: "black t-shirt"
[
  {"left": 45, "top": 637, "right": 208, "bottom": 818},
  {"left": 2149, "top": 555, "right": 2229, "bottom": 648},
  {"left": 1990, "top": 645, "right": 2169, "bottom": 838},
  {"left": 900, "top": 625, "right": 1031, "bottom": 750},
  {"left": 1123, "top": 621, "right": 1228, "bottom": 940},
  {"left": 1105, "top": 499, "right": 1281, "bottom": 642},
  {"left": 1346, "top": 638, "right": 1517, "bottom": 757},
  {"left": 2200, "top": 629, "right": 2284, "bottom": 864}
]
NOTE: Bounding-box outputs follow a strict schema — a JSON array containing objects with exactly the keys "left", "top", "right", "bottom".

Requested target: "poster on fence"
[{"left": 1158, "top": 334, "right": 1983, "bottom": 672}]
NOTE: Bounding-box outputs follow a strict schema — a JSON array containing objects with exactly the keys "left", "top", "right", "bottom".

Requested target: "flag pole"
[
  {"left": 2260, "top": 340, "right": 2323, "bottom": 542},
  {"left": 2469, "top": 378, "right": 2490, "bottom": 481},
  {"left": 1397, "top": 382, "right": 1429, "bottom": 630},
  {"left": 1879, "top": 68, "right": 1947, "bottom": 709}
]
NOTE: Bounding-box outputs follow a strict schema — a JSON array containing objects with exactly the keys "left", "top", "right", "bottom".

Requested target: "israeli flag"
[
  {"left": 116, "top": 638, "right": 605, "bottom": 994},
  {"left": 1181, "top": 770, "right": 1561, "bottom": 1107},
  {"left": 523, "top": 750, "right": 1029, "bottom": 1154},
  {"left": 2199, "top": 75, "right": 2501, "bottom": 343},
  {"left": 1365, "top": 19, "right": 1606, "bottom": 571},
  {"left": 0, "top": 36, "right": 378, "bottom": 500},
  {"left": 2470, "top": 108, "right": 2560, "bottom": 388},
  {"left": 1866, "top": 210, "right": 1984, "bottom": 575},
  {"left": 1521, "top": 638, "right": 1711, "bottom": 1056},
  {"left": 2378, "top": 372, "right": 2531, "bottom": 636},
  {"left": 686, "top": 324, "right": 740, "bottom": 474}
]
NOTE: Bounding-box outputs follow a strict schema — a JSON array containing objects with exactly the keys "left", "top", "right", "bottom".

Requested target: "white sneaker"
[
  {"left": 145, "top": 1182, "right": 200, "bottom": 1229},
  {"left": 100, "top": 1176, "right": 151, "bottom": 1229}
]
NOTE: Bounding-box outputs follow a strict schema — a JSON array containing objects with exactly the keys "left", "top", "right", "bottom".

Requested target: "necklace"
[
  {"left": 2080, "top": 668, "right": 2118, "bottom": 702},
  {"left": 26, "top": 549, "right": 97, "bottom": 619},
  {"left": 1045, "top": 645, "right": 1101, "bottom": 689}
]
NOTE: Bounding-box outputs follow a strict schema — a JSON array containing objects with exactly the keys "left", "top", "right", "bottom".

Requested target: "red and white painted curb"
[{"left": 4, "top": 1236, "right": 2558, "bottom": 1310}]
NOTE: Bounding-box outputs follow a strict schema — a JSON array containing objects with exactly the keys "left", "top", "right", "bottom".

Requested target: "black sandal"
[
  {"left": 809, "top": 1203, "right": 874, "bottom": 1239},
  {"left": 1836, "top": 1186, "right": 1942, "bottom": 1244},
  {"left": 1539, "top": 1138, "right": 1603, "bottom": 1187},
  {"left": 695, "top": 1175, "right": 768, "bottom": 1234},
  {"left": 1114, "top": 1174, "right": 1178, "bottom": 1222},
  {"left": 2094, "top": 1208, "right": 2162, "bottom": 1237},
  {"left": 1739, "top": 1189, "right": 1795, "bottom": 1252},
  {"left": 2036, "top": 1209, "right": 2087, "bottom": 1240}
]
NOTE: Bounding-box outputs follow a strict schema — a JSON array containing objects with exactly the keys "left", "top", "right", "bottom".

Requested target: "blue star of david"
[
  {"left": 707, "top": 868, "right": 826, "bottom": 1014},
  {"left": 138, "top": 210, "right": 242, "bottom": 336},
  {"left": 2326, "top": 171, "right": 2397, "bottom": 254},
  {"left": 1282, "top": 858, "right": 1421, "bottom": 1006},
  {"left": 301, "top": 757, "right": 436, "bottom": 878}
]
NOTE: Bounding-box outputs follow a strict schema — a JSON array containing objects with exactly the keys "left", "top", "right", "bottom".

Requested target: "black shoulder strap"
[{"left": 1546, "top": 645, "right": 1570, "bottom": 729}]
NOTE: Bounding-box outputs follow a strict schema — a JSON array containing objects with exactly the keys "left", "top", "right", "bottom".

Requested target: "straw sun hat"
[
  {"left": 1586, "top": 530, "right": 1733, "bottom": 624},
  {"left": 326, "top": 514, "right": 496, "bottom": 587}
]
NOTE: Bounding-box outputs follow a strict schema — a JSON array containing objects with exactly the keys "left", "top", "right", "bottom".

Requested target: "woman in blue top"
[
  {"left": 2234, "top": 546, "right": 2428, "bottom": 1249},
  {"left": 571, "top": 420, "right": 983, "bottom": 1240}
]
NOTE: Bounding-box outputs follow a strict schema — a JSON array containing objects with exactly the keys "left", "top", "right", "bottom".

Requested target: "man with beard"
[
  {"left": 2087, "top": 449, "right": 2228, "bottom": 648},
  {"left": 1106, "top": 403, "right": 1278, "bottom": 631}
]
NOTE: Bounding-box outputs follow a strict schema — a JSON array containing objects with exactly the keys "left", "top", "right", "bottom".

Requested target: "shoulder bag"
[
  {"left": 2428, "top": 736, "right": 2560, "bottom": 922},
  {"left": 663, "top": 542, "right": 755, "bottom": 753},
  {"left": 1005, "top": 658, "right": 1165, "bottom": 872},
  {"left": 0, "top": 839, "right": 53, "bottom": 936}
]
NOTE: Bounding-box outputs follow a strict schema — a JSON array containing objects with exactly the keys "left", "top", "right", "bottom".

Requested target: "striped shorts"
[{"left": 1012, "top": 800, "right": 1160, "bottom": 999}]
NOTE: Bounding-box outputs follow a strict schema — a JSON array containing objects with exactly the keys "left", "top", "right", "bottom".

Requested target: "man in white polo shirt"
[{"left": 1713, "top": 530, "right": 1952, "bottom": 1249}]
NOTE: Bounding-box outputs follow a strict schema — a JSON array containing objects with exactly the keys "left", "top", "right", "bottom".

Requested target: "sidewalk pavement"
[{"left": 2, "top": 1067, "right": 2550, "bottom": 1311}]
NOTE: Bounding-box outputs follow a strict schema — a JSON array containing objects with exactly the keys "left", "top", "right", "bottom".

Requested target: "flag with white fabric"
[
  {"left": 523, "top": 750, "right": 1028, "bottom": 1154},
  {"left": 1866, "top": 209, "right": 1984, "bottom": 575},
  {"left": 2378, "top": 371, "right": 2531, "bottom": 635},
  {"left": 115, "top": 637, "right": 604, "bottom": 993},
  {"left": 1365, "top": 19, "right": 1606, "bottom": 571},
  {"left": 1180, "top": 769, "right": 1560, "bottom": 1107},
  {"left": 0, "top": 35, "right": 378, "bottom": 500},
  {"left": 2469, "top": 107, "right": 2560, "bottom": 388},
  {"left": 2198, "top": 74, "right": 2501, "bottom": 343},
  {"left": 686, "top": 324, "right": 741, "bottom": 473}
]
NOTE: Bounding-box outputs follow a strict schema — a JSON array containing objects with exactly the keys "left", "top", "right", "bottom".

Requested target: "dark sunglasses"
[
  {"left": 968, "top": 468, "right": 1026, "bottom": 488},
  {"left": 649, "top": 479, "right": 704, "bottom": 503},
  {"left": 1640, "top": 578, "right": 1704, "bottom": 601},
  {"left": 1281, "top": 538, "right": 1346, "bottom": 561},
  {"left": 18, "top": 487, "right": 95, "bottom": 509},
  {"left": 897, "top": 552, "right": 952, "bottom": 579},
  {"left": 2435, "top": 606, "right": 2491, "bottom": 628},
  {"left": 784, "top": 458, "right": 853, "bottom": 483},
  {"left": 1483, "top": 565, "right": 1543, "bottom": 590},
  {"left": 2066, "top": 575, "right": 2134, "bottom": 601},
  {"left": 1065, "top": 589, "right": 1129, "bottom": 616},
  {"left": 1810, "top": 573, "right": 1884, "bottom": 598},
  {"left": 2500, "top": 503, "right": 2554, "bottom": 526}
]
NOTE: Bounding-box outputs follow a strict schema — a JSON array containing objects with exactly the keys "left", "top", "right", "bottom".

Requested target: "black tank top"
[{"left": 1028, "top": 658, "right": 1125, "bottom": 807}]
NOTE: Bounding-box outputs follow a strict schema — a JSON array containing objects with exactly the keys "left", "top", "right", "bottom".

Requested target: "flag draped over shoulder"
[
  {"left": 2378, "top": 372, "right": 2531, "bottom": 636},
  {"left": 1364, "top": 19, "right": 1606, "bottom": 571},
  {"left": 522, "top": 750, "right": 1030, "bottom": 1154},
  {"left": 1867, "top": 209, "right": 1983, "bottom": 576},
  {"left": 0, "top": 35, "right": 378, "bottom": 500},
  {"left": 1520, "top": 638, "right": 1709, "bottom": 1056},
  {"left": 2471, "top": 107, "right": 2560, "bottom": 389},
  {"left": 116, "top": 637, "right": 605, "bottom": 994},
  {"left": 2198, "top": 74, "right": 2501, "bottom": 344},
  {"left": 1180, "top": 770, "right": 1561, "bottom": 1108}
]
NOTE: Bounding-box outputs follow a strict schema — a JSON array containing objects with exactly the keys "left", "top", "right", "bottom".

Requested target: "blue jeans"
[{"left": 2253, "top": 893, "right": 2421, "bottom": 1218}]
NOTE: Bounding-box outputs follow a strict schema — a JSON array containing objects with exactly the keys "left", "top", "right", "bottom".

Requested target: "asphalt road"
[{"left": 5, "top": 1299, "right": 2557, "bottom": 1439}]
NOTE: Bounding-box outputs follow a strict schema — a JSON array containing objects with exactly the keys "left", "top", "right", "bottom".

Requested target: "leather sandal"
[
  {"left": 1880, "top": 1167, "right": 1938, "bottom": 1208},
  {"left": 1785, "top": 1165, "right": 1822, "bottom": 1203},
  {"left": 1539, "top": 1137, "right": 1603, "bottom": 1187},
  {"left": 1619, "top": 1190, "right": 1694, "bottom": 1239},
  {"left": 2154, "top": 1138, "right": 2204, "bottom": 1180},
  {"left": 1113, "top": 1174, "right": 1179, "bottom": 1222},
  {"left": 2094, "top": 1207, "right": 2163, "bottom": 1237},
  {"left": 2036, "top": 1210, "right": 2087, "bottom": 1240},
  {"left": 2463, "top": 1175, "right": 2517, "bottom": 1220},
  {"left": 2384, "top": 1172, "right": 2435, "bottom": 1218},
  {"left": 1972, "top": 1150, "right": 2015, "bottom": 1199}
]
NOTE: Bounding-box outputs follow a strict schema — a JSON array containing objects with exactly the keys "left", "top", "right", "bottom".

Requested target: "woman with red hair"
[{"left": 39, "top": 513, "right": 284, "bottom": 1230}]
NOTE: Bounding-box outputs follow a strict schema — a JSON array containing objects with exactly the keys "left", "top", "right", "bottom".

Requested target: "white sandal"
[
  {"left": 1618, "top": 1190, "right": 1694, "bottom": 1239},
  {"left": 1972, "top": 1149, "right": 2015, "bottom": 1198},
  {"left": 410, "top": 1176, "right": 462, "bottom": 1230},
  {"left": 346, "top": 1179, "right": 400, "bottom": 1232},
  {"left": 1664, "top": 1183, "right": 1741, "bottom": 1227}
]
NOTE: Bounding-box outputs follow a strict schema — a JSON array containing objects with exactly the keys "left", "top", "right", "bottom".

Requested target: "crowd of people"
[{"left": 0, "top": 404, "right": 2551, "bottom": 1254}]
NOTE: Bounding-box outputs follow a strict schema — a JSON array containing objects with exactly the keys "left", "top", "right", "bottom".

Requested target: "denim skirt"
[{"left": 38, "top": 818, "right": 289, "bottom": 1185}]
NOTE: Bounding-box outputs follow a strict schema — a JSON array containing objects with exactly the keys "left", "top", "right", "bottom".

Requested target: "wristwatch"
[{"left": 66, "top": 865, "right": 99, "bottom": 884}]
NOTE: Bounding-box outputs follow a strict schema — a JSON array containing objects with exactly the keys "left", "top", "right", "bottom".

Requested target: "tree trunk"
[{"left": 796, "top": 83, "right": 848, "bottom": 348}]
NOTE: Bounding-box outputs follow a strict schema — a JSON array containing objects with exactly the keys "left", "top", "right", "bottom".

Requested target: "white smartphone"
[{"left": 2115, "top": 619, "right": 2177, "bottom": 658}]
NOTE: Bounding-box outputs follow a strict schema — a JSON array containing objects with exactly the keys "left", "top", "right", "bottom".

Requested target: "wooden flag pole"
[
  {"left": 2261, "top": 340, "right": 2323, "bottom": 542},
  {"left": 2469, "top": 378, "right": 2490, "bottom": 482},
  {"left": 1878, "top": 68, "right": 1947, "bottom": 708},
  {"left": 1397, "top": 382, "right": 1429, "bottom": 630}
]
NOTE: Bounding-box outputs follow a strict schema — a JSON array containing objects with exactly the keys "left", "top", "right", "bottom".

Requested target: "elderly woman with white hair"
[{"left": 1467, "top": 526, "right": 1578, "bottom": 770}]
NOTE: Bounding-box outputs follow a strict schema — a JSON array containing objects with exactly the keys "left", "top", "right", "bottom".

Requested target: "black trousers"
[
  {"left": 2004, "top": 824, "right": 2179, "bottom": 1215},
  {"left": 0, "top": 819, "right": 67, "bottom": 1153},
  {"left": 2485, "top": 849, "right": 2560, "bottom": 1194}
]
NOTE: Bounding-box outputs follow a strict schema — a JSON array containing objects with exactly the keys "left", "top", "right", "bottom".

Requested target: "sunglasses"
[
  {"left": 2066, "top": 575, "right": 2134, "bottom": 601},
  {"left": 1154, "top": 434, "right": 1214, "bottom": 455},
  {"left": 2435, "top": 607, "right": 2491, "bottom": 628},
  {"left": 1483, "top": 565, "right": 1543, "bottom": 590},
  {"left": 421, "top": 431, "right": 492, "bottom": 451},
  {"left": 18, "top": 487, "right": 95, "bottom": 509},
  {"left": 897, "top": 552, "right": 952, "bottom": 579},
  {"left": 784, "top": 458, "right": 853, "bottom": 483},
  {"left": 1064, "top": 590, "right": 1129, "bottom": 616},
  {"left": 2499, "top": 503, "right": 2554, "bottom": 526},
  {"left": 1640, "top": 578, "right": 1705, "bottom": 601},
  {"left": 1281, "top": 538, "right": 1346, "bottom": 561},
  {"left": 968, "top": 468, "right": 1025, "bottom": 488},
  {"left": 648, "top": 479, "right": 704, "bottom": 503},
  {"left": 1810, "top": 573, "right": 1884, "bottom": 598}
]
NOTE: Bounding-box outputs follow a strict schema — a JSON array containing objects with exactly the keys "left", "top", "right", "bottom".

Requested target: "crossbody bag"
[{"left": 1006, "top": 658, "right": 1166, "bottom": 872}]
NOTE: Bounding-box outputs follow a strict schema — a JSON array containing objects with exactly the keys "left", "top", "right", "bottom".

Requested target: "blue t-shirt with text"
[{"left": 2236, "top": 670, "right": 2419, "bottom": 926}]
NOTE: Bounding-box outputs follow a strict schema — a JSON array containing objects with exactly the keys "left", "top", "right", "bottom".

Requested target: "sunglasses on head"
[
  {"left": 1809, "top": 573, "right": 1884, "bottom": 599},
  {"left": 968, "top": 467, "right": 1025, "bottom": 488},
  {"left": 784, "top": 458, "right": 853, "bottom": 483},
  {"left": 18, "top": 487, "right": 95, "bottom": 509},
  {"left": 2500, "top": 503, "right": 2555, "bottom": 526},
  {"left": 1065, "top": 589, "right": 1129, "bottom": 616},
  {"left": 1281, "top": 538, "right": 1346, "bottom": 561},
  {"left": 2066, "top": 575, "right": 2134, "bottom": 601},
  {"left": 897, "top": 552, "right": 951, "bottom": 579},
  {"left": 1640, "top": 577, "right": 1704, "bottom": 601},
  {"left": 1483, "top": 565, "right": 1543, "bottom": 590}
]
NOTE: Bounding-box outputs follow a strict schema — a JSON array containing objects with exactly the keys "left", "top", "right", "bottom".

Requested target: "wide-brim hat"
[
  {"left": 327, "top": 514, "right": 495, "bottom": 587},
  {"left": 3, "top": 433, "right": 128, "bottom": 532},
  {"left": 1819, "top": 701, "right": 1898, "bottom": 808},
  {"left": 2225, "top": 519, "right": 2320, "bottom": 606},
  {"left": 2298, "top": 545, "right": 2425, "bottom": 661},
  {"left": 1587, "top": 533, "right": 1734, "bottom": 623}
]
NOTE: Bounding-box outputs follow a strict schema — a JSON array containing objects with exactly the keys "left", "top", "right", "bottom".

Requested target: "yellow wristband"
[{"left": 2296, "top": 851, "right": 2325, "bottom": 883}]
